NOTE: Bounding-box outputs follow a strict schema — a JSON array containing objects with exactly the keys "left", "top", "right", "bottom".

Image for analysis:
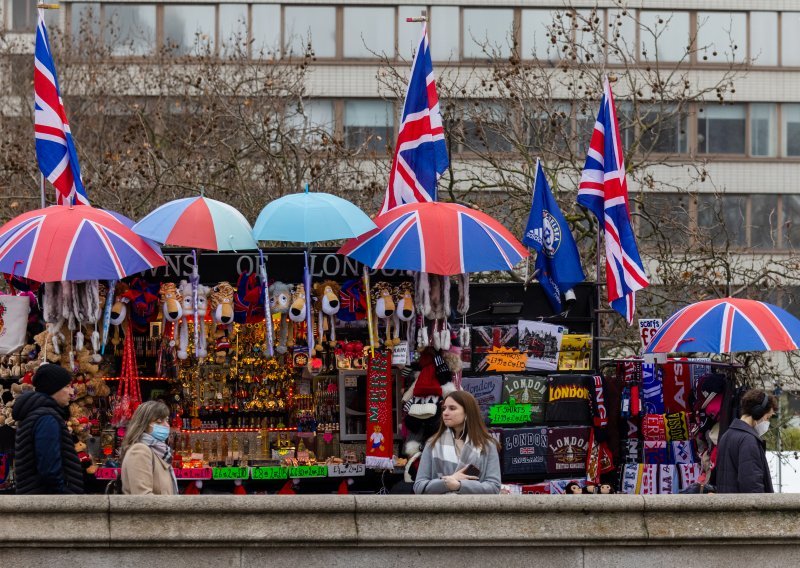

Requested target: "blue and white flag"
[{"left": 523, "top": 160, "right": 585, "bottom": 312}]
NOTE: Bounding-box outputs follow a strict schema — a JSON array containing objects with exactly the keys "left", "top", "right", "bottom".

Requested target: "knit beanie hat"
[{"left": 33, "top": 364, "right": 72, "bottom": 396}]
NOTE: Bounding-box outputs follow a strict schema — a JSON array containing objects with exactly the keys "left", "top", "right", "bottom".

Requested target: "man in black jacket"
[
  {"left": 715, "top": 389, "right": 776, "bottom": 493},
  {"left": 12, "top": 364, "right": 84, "bottom": 494}
]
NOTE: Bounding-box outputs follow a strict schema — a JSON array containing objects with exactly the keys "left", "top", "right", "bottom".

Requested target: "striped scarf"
[
  {"left": 431, "top": 428, "right": 482, "bottom": 478},
  {"left": 141, "top": 433, "right": 179, "bottom": 494}
]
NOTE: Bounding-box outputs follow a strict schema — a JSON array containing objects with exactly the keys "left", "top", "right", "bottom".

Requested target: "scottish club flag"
[
  {"left": 34, "top": 9, "right": 89, "bottom": 206},
  {"left": 577, "top": 77, "right": 648, "bottom": 324},
  {"left": 380, "top": 24, "right": 448, "bottom": 214},
  {"left": 523, "top": 160, "right": 585, "bottom": 312}
]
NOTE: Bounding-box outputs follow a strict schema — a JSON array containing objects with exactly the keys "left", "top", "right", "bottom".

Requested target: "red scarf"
[{"left": 365, "top": 351, "right": 394, "bottom": 469}]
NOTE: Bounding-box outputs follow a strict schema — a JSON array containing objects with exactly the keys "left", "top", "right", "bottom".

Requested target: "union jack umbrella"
[
  {"left": 338, "top": 201, "right": 529, "bottom": 276},
  {"left": 34, "top": 9, "right": 89, "bottom": 206},
  {"left": 379, "top": 24, "right": 448, "bottom": 214},
  {"left": 0, "top": 206, "right": 166, "bottom": 282},
  {"left": 133, "top": 196, "right": 258, "bottom": 251},
  {"left": 644, "top": 298, "right": 800, "bottom": 354}
]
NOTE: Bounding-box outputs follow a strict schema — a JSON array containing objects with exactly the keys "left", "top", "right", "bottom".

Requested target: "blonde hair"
[{"left": 120, "top": 401, "right": 170, "bottom": 461}]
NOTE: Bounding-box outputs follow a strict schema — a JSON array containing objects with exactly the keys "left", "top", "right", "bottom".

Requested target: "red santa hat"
[{"left": 412, "top": 365, "right": 442, "bottom": 398}]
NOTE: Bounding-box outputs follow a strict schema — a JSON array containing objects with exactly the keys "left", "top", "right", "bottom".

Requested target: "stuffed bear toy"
[
  {"left": 75, "top": 440, "right": 98, "bottom": 475},
  {"left": 400, "top": 348, "right": 456, "bottom": 458},
  {"left": 33, "top": 330, "right": 60, "bottom": 364}
]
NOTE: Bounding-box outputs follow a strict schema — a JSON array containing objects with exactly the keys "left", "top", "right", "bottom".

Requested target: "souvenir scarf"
[
  {"left": 141, "top": 432, "right": 178, "bottom": 494},
  {"left": 431, "top": 427, "right": 483, "bottom": 478}
]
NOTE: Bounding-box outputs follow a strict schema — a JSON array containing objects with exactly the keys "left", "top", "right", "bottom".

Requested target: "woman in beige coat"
[{"left": 120, "top": 401, "right": 178, "bottom": 495}]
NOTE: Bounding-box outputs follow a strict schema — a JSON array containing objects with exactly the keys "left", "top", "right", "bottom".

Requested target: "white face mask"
[{"left": 755, "top": 420, "right": 770, "bottom": 437}]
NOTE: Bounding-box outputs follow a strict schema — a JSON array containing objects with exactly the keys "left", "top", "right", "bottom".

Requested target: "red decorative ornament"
[{"left": 111, "top": 320, "right": 142, "bottom": 427}]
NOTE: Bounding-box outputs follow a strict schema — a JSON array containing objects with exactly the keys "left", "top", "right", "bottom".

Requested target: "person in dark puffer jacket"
[
  {"left": 715, "top": 388, "right": 777, "bottom": 494},
  {"left": 12, "top": 364, "right": 84, "bottom": 494}
]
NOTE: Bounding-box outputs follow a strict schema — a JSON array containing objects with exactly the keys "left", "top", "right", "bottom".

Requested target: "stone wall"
[{"left": 2, "top": 494, "right": 800, "bottom": 567}]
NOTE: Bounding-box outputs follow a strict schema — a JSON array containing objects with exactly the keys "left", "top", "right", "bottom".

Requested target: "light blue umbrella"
[
  {"left": 253, "top": 187, "right": 376, "bottom": 352},
  {"left": 253, "top": 190, "right": 376, "bottom": 243}
]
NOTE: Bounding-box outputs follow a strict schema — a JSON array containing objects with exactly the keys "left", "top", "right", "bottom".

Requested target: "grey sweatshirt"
[{"left": 413, "top": 442, "right": 502, "bottom": 494}]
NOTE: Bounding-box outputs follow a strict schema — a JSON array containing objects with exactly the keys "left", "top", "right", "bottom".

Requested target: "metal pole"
[{"left": 592, "top": 223, "right": 602, "bottom": 371}]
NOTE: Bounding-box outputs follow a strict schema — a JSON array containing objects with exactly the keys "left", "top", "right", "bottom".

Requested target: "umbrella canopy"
[
  {"left": 338, "top": 202, "right": 529, "bottom": 276},
  {"left": 133, "top": 196, "right": 258, "bottom": 251},
  {"left": 645, "top": 297, "right": 800, "bottom": 354},
  {"left": 253, "top": 192, "right": 376, "bottom": 243},
  {"left": 0, "top": 205, "right": 166, "bottom": 282}
]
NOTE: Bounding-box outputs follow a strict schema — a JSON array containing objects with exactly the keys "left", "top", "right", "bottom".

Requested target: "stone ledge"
[{"left": 2, "top": 494, "right": 800, "bottom": 549}]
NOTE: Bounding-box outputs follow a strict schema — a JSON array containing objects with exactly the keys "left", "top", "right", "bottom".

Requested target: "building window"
[
  {"left": 163, "top": 5, "right": 215, "bottom": 56},
  {"left": 218, "top": 4, "right": 248, "bottom": 57},
  {"left": 430, "top": 6, "right": 459, "bottom": 61},
  {"left": 526, "top": 102, "right": 571, "bottom": 154},
  {"left": 286, "top": 99, "right": 335, "bottom": 145},
  {"left": 782, "top": 104, "right": 800, "bottom": 156},
  {"left": 284, "top": 6, "right": 336, "bottom": 58},
  {"left": 455, "top": 101, "right": 513, "bottom": 153},
  {"left": 697, "top": 105, "right": 746, "bottom": 154},
  {"left": 606, "top": 8, "right": 636, "bottom": 64},
  {"left": 103, "top": 4, "right": 156, "bottom": 57},
  {"left": 750, "top": 194, "right": 778, "bottom": 249},
  {"left": 639, "top": 11, "right": 689, "bottom": 62},
  {"left": 251, "top": 5, "right": 281, "bottom": 58},
  {"left": 521, "top": 9, "right": 560, "bottom": 61},
  {"left": 343, "top": 7, "right": 395, "bottom": 58},
  {"left": 750, "top": 12, "right": 778, "bottom": 66},
  {"left": 398, "top": 6, "right": 426, "bottom": 59},
  {"left": 344, "top": 100, "right": 394, "bottom": 153},
  {"left": 750, "top": 104, "right": 777, "bottom": 157},
  {"left": 781, "top": 13, "right": 800, "bottom": 66},
  {"left": 783, "top": 195, "right": 800, "bottom": 249},
  {"left": 696, "top": 194, "right": 747, "bottom": 248},
  {"left": 10, "top": 0, "right": 38, "bottom": 31},
  {"left": 636, "top": 193, "right": 690, "bottom": 247},
  {"left": 70, "top": 3, "right": 100, "bottom": 39},
  {"left": 574, "top": 9, "right": 603, "bottom": 64},
  {"left": 638, "top": 104, "right": 687, "bottom": 154},
  {"left": 462, "top": 8, "right": 514, "bottom": 59},
  {"left": 696, "top": 12, "right": 747, "bottom": 63}
]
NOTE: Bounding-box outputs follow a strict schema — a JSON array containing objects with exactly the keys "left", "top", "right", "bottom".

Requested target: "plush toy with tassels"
[
  {"left": 371, "top": 281, "right": 397, "bottom": 347},
  {"left": 287, "top": 283, "right": 307, "bottom": 348},
  {"left": 313, "top": 280, "right": 341, "bottom": 354},
  {"left": 268, "top": 281, "right": 293, "bottom": 354},
  {"left": 392, "top": 281, "right": 415, "bottom": 346}
]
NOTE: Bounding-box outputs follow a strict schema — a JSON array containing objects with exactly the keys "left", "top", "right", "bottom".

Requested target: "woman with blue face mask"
[{"left": 120, "top": 401, "right": 178, "bottom": 495}]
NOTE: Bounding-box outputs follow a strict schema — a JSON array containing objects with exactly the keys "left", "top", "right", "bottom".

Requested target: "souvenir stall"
[
  {"left": 450, "top": 283, "right": 606, "bottom": 494},
  {"left": 605, "top": 358, "right": 738, "bottom": 495}
]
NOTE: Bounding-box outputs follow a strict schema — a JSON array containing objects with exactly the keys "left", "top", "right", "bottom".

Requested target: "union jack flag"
[
  {"left": 379, "top": 24, "right": 448, "bottom": 214},
  {"left": 577, "top": 77, "right": 648, "bottom": 324},
  {"left": 34, "top": 9, "right": 89, "bottom": 206}
]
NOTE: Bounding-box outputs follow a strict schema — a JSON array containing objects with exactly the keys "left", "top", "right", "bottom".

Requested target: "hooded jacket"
[
  {"left": 715, "top": 418, "right": 773, "bottom": 494},
  {"left": 12, "top": 390, "right": 84, "bottom": 494}
]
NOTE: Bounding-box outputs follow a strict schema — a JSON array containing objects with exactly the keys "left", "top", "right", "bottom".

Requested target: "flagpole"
[{"left": 36, "top": 3, "right": 61, "bottom": 208}]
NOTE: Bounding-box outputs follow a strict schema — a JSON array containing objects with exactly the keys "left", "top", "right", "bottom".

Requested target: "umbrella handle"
[
  {"left": 304, "top": 250, "right": 314, "bottom": 354},
  {"left": 363, "top": 267, "right": 375, "bottom": 357},
  {"left": 259, "top": 250, "right": 275, "bottom": 357},
  {"left": 100, "top": 280, "right": 116, "bottom": 355},
  {"left": 191, "top": 250, "right": 200, "bottom": 358}
]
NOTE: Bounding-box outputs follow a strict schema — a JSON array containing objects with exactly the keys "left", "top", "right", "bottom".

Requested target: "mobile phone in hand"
[{"left": 463, "top": 464, "right": 481, "bottom": 477}]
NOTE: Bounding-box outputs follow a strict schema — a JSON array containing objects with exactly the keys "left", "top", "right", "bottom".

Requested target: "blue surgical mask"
[{"left": 151, "top": 424, "right": 170, "bottom": 442}]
